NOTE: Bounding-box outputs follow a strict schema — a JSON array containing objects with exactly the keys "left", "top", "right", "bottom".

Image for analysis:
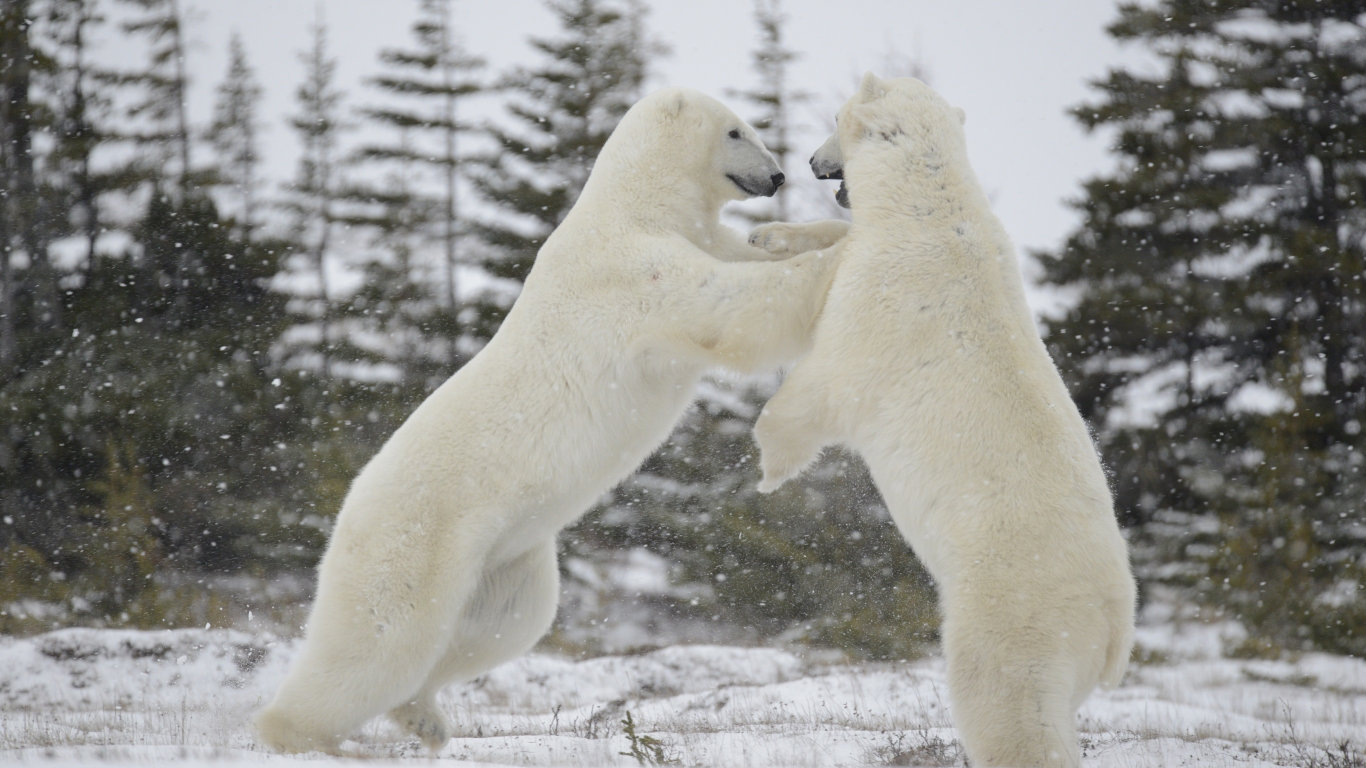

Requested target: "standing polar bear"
[
  {"left": 257, "top": 88, "right": 842, "bottom": 754},
  {"left": 751, "top": 74, "right": 1136, "bottom": 768}
]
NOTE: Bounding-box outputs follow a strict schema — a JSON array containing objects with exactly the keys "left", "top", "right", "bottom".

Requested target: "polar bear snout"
[
  {"left": 810, "top": 132, "right": 848, "bottom": 207},
  {"left": 718, "top": 121, "right": 785, "bottom": 199},
  {"left": 727, "top": 170, "right": 786, "bottom": 198},
  {"left": 810, "top": 156, "right": 843, "bottom": 181},
  {"left": 810, "top": 131, "right": 844, "bottom": 180}
]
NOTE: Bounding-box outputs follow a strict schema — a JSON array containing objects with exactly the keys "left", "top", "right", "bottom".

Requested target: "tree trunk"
[
  {"left": 313, "top": 200, "right": 333, "bottom": 381},
  {"left": 441, "top": 2, "right": 460, "bottom": 369},
  {"left": 169, "top": 0, "right": 192, "bottom": 192},
  {"left": 72, "top": 8, "right": 100, "bottom": 272},
  {"left": 2, "top": 0, "right": 58, "bottom": 335}
]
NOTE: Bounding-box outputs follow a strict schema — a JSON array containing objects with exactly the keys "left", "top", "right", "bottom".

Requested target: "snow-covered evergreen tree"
[
  {"left": 1038, "top": 0, "right": 1366, "bottom": 654},
  {"left": 355, "top": 0, "right": 485, "bottom": 368}
]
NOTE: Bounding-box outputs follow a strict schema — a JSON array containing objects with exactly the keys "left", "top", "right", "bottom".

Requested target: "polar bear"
[
  {"left": 256, "top": 88, "right": 842, "bottom": 754},
  {"left": 750, "top": 74, "right": 1136, "bottom": 768}
]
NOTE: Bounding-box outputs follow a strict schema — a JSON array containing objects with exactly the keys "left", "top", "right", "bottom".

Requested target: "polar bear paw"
[
  {"left": 255, "top": 705, "right": 344, "bottom": 755},
  {"left": 753, "top": 409, "right": 821, "bottom": 493},
  {"left": 755, "top": 472, "right": 787, "bottom": 495},
  {"left": 748, "top": 220, "right": 851, "bottom": 257},
  {"left": 748, "top": 222, "right": 803, "bottom": 256},
  {"left": 756, "top": 446, "right": 805, "bottom": 493},
  {"left": 390, "top": 697, "right": 452, "bottom": 753}
]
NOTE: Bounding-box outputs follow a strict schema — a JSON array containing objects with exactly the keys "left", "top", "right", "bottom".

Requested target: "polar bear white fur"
[
  {"left": 256, "top": 88, "right": 841, "bottom": 754},
  {"left": 751, "top": 74, "right": 1136, "bottom": 768}
]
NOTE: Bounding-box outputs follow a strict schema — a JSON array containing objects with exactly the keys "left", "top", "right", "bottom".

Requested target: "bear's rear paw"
[
  {"left": 390, "top": 698, "right": 452, "bottom": 753},
  {"left": 255, "top": 705, "right": 342, "bottom": 755}
]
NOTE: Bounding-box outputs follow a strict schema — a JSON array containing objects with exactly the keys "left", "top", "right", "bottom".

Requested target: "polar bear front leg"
[
  {"left": 705, "top": 223, "right": 796, "bottom": 262},
  {"left": 754, "top": 370, "right": 833, "bottom": 492},
  {"left": 749, "top": 220, "right": 850, "bottom": 258},
  {"left": 661, "top": 241, "right": 844, "bottom": 374}
]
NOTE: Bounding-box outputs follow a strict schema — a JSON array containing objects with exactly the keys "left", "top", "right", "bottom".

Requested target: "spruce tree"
[
  {"left": 0, "top": 0, "right": 70, "bottom": 343},
  {"left": 344, "top": 137, "right": 449, "bottom": 396},
  {"left": 1037, "top": 0, "right": 1366, "bottom": 654},
  {"left": 43, "top": 0, "right": 112, "bottom": 270},
  {"left": 0, "top": 3, "right": 322, "bottom": 627},
  {"left": 1, "top": 0, "right": 151, "bottom": 615},
  {"left": 728, "top": 0, "right": 806, "bottom": 222},
  {"left": 0, "top": 183, "right": 302, "bottom": 626},
  {"left": 0, "top": 1, "right": 40, "bottom": 369},
  {"left": 0, "top": 1, "right": 52, "bottom": 571},
  {"left": 206, "top": 32, "right": 263, "bottom": 241},
  {"left": 355, "top": 0, "right": 485, "bottom": 368},
  {"left": 466, "top": 0, "right": 661, "bottom": 341},
  {"left": 115, "top": 0, "right": 197, "bottom": 192},
  {"left": 282, "top": 12, "right": 348, "bottom": 380}
]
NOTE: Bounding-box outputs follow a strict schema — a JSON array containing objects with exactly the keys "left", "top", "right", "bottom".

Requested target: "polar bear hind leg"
[
  {"left": 388, "top": 697, "right": 451, "bottom": 753},
  {"left": 389, "top": 540, "right": 562, "bottom": 749},
  {"left": 943, "top": 611, "right": 1082, "bottom": 768},
  {"left": 754, "top": 368, "right": 836, "bottom": 493},
  {"left": 257, "top": 596, "right": 463, "bottom": 754},
  {"left": 257, "top": 537, "right": 486, "bottom": 754}
]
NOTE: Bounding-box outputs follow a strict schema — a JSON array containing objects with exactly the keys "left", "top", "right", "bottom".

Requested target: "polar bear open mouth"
[{"left": 815, "top": 167, "right": 850, "bottom": 209}]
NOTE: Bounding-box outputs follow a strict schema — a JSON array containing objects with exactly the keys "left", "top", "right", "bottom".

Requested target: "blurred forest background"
[{"left": 0, "top": 0, "right": 1362, "bottom": 660}]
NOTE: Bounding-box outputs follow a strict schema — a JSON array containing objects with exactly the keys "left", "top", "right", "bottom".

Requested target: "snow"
[
  {"left": 1105, "top": 362, "right": 1184, "bottom": 430},
  {"left": 1201, "top": 147, "right": 1258, "bottom": 174},
  {"left": 1226, "top": 381, "right": 1295, "bottom": 416},
  {"left": 45, "top": 232, "right": 137, "bottom": 271},
  {"left": 3, "top": 594, "right": 1364, "bottom": 767}
]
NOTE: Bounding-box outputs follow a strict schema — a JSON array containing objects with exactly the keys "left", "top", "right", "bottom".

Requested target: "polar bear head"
[
  {"left": 586, "top": 87, "right": 785, "bottom": 210},
  {"left": 811, "top": 73, "right": 967, "bottom": 209}
]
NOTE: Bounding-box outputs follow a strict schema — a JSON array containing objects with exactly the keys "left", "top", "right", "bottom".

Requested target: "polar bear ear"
[
  {"left": 954, "top": 106, "right": 967, "bottom": 126},
  {"left": 661, "top": 91, "right": 688, "bottom": 120},
  {"left": 858, "top": 71, "right": 886, "bottom": 102}
]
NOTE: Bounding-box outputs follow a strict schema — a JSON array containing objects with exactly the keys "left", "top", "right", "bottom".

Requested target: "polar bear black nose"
[{"left": 771, "top": 172, "right": 785, "bottom": 189}]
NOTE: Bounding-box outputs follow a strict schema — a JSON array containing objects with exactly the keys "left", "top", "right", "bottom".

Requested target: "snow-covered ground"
[{"left": 1, "top": 595, "right": 1363, "bottom": 767}]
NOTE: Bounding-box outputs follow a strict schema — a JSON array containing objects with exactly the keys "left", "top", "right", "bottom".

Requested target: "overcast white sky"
[{"left": 170, "top": 1, "right": 1149, "bottom": 273}]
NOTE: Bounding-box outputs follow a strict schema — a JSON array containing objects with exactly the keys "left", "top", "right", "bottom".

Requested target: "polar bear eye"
[{"left": 727, "top": 129, "right": 741, "bottom": 139}]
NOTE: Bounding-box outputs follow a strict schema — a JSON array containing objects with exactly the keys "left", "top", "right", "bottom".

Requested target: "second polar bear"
[
  {"left": 752, "top": 74, "right": 1136, "bottom": 768},
  {"left": 256, "top": 88, "right": 842, "bottom": 754}
]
